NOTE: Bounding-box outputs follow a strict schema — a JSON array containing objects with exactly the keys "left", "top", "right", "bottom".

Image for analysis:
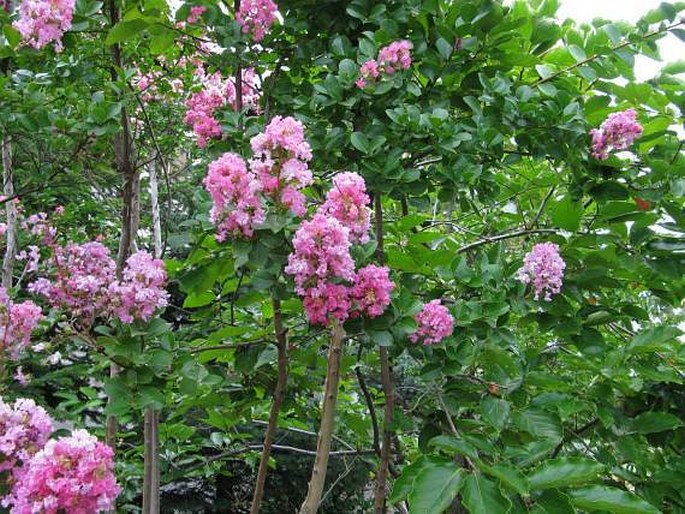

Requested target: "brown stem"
[
  {"left": 142, "top": 408, "right": 160, "bottom": 513},
  {"left": 2, "top": 137, "right": 15, "bottom": 290},
  {"left": 250, "top": 297, "right": 289, "bottom": 514},
  {"left": 299, "top": 322, "right": 345, "bottom": 514},
  {"left": 373, "top": 192, "right": 394, "bottom": 514},
  {"left": 355, "top": 345, "right": 381, "bottom": 457}
]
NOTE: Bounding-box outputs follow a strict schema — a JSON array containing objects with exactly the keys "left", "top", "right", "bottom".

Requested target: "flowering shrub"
[
  {"left": 0, "top": 397, "right": 52, "bottom": 475},
  {"left": 3, "top": 429, "right": 120, "bottom": 513},
  {"left": 13, "top": 0, "right": 75, "bottom": 51},
  {"left": 236, "top": 0, "right": 278, "bottom": 42},
  {"left": 186, "top": 5, "right": 206, "bottom": 23},
  {"left": 356, "top": 40, "right": 413, "bottom": 88},
  {"left": 204, "top": 152, "right": 265, "bottom": 240},
  {"left": 590, "top": 108, "right": 643, "bottom": 160},
  {"left": 409, "top": 300, "right": 454, "bottom": 345},
  {"left": 517, "top": 242, "right": 566, "bottom": 301}
]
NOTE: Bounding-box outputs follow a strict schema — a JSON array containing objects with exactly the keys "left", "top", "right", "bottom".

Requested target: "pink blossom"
[
  {"left": 318, "top": 172, "right": 371, "bottom": 243},
  {"left": 0, "top": 397, "right": 52, "bottom": 475},
  {"left": 517, "top": 242, "right": 566, "bottom": 301},
  {"left": 302, "top": 283, "right": 351, "bottom": 325},
  {"left": 204, "top": 152, "right": 265, "bottom": 240},
  {"left": 356, "top": 40, "right": 412, "bottom": 88},
  {"left": 3, "top": 429, "right": 120, "bottom": 513},
  {"left": 250, "top": 116, "right": 312, "bottom": 215},
  {"left": 13, "top": 0, "right": 75, "bottom": 51},
  {"left": 236, "top": 0, "right": 277, "bottom": 42},
  {"left": 187, "top": 5, "right": 207, "bottom": 23},
  {"left": 284, "top": 213, "right": 355, "bottom": 296},
  {"left": 590, "top": 108, "right": 643, "bottom": 160},
  {"left": 28, "top": 241, "right": 116, "bottom": 325},
  {"left": 108, "top": 251, "right": 169, "bottom": 324},
  {"left": 409, "top": 300, "right": 454, "bottom": 345},
  {"left": 184, "top": 68, "right": 260, "bottom": 147},
  {"left": 0, "top": 288, "right": 43, "bottom": 361},
  {"left": 350, "top": 264, "right": 394, "bottom": 318}
]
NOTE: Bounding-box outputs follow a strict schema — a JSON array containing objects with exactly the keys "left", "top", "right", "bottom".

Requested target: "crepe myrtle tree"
[{"left": 0, "top": 0, "right": 684, "bottom": 511}]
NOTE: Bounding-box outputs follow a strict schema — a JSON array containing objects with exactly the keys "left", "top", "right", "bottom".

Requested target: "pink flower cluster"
[
  {"left": 203, "top": 152, "right": 265, "bottom": 240},
  {"left": 318, "top": 172, "right": 371, "bottom": 244},
  {"left": 590, "top": 108, "right": 643, "bottom": 160},
  {"left": 0, "top": 397, "right": 52, "bottom": 475},
  {"left": 29, "top": 241, "right": 116, "bottom": 324},
  {"left": 517, "top": 242, "right": 566, "bottom": 301},
  {"left": 285, "top": 173, "right": 394, "bottom": 325},
  {"left": 30, "top": 241, "right": 167, "bottom": 325},
  {"left": 408, "top": 300, "right": 454, "bottom": 345},
  {"left": 250, "top": 116, "right": 313, "bottom": 216},
  {"left": 184, "top": 68, "right": 260, "bottom": 148},
  {"left": 0, "top": 287, "right": 43, "bottom": 361},
  {"left": 3, "top": 429, "right": 120, "bottom": 514},
  {"left": 236, "top": 0, "right": 278, "bottom": 42},
  {"left": 13, "top": 0, "right": 75, "bottom": 52},
  {"left": 108, "top": 251, "right": 169, "bottom": 324},
  {"left": 356, "top": 40, "right": 413, "bottom": 88},
  {"left": 187, "top": 5, "right": 207, "bottom": 23}
]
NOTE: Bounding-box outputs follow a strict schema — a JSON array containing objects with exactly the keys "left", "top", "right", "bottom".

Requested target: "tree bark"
[
  {"left": 142, "top": 157, "right": 162, "bottom": 514},
  {"left": 373, "top": 193, "right": 394, "bottom": 514},
  {"left": 299, "top": 322, "right": 345, "bottom": 514},
  {"left": 2, "top": 137, "right": 16, "bottom": 290},
  {"left": 250, "top": 297, "right": 289, "bottom": 514}
]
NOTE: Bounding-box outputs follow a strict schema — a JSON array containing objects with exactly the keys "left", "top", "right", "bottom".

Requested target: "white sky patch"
[{"left": 556, "top": 0, "right": 684, "bottom": 81}]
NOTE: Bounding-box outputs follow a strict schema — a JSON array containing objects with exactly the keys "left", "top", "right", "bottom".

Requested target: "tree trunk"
[
  {"left": 2, "top": 137, "right": 16, "bottom": 290},
  {"left": 373, "top": 193, "right": 394, "bottom": 514},
  {"left": 299, "top": 322, "right": 345, "bottom": 514},
  {"left": 250, "top": 297, "right": 289, "bottom": 514},
  {"left": 142, "top": 157, "right": 162, "bottom": 514}
]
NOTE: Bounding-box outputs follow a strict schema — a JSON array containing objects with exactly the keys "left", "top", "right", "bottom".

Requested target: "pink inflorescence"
[
  {"left": 204, "top": 152, "right": 265, "bottom": 240},
  {"left": 236, "top": 0, "right": 278, "bottom": 42},
  {"left": 0, "top": 397, "right": 53, "bottom": 475},
  {"left": 409, "top": 300, "right": 454, "bottom": 345},
  {"left": 517, "top": 242, "right": 566, "bottom": 301},
  {"left": 250, "top": 116, "right": 313, "bottom": 216},
  {"left": 285, "top": 213, "right": 355, "bottom": 295},
  {"left": 187, "top": 5, "right": 207, "bottom": 23},
  {"left": 350, "top": 264, "right": 394, "bottom": 318},
  {"left": 108, "top": 251, "right": 169, "bottom": 324},
  {"left": 3, "top": 429, "right": 120, "bottom": 514},
  {"left": 0, "top": 287, "right": 43, "bottom": 361},
  {"left": 590, "top": 108, "right": 643, "bottom": 160},
  {"left": 285, "top": 173, "right": 395, "bottom": 326},
  {"left": 318, "top": 172, "right": 371, "bottom": 244},
  {"left": 184, "top": 68, "right": 260, "bottom": 148},
  {"left": 29, "top": 241, "right": 116, "bottom": 324},
  {"left": 356, "top": 40, "right": 412, "bottom": 88},
  {"left": 13, "top": 0, "right": 75, "bottom": 52}
]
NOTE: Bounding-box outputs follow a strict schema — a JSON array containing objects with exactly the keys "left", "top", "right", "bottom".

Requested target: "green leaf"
[
  {"left": 461, "top": 473, "right": 512, "bottom": 514},
  {"left": 528, "top": 457, "right": 603, "bottom": 490},
  {"left": 480, "top": 397, "right": 511, "bottom": 430},
  {"left": 407, "top": 462, "right": 465, "bottom": 514},
  {"left": 350, "top": 132, "right": 370, "bottom": 154},
  {"left": 149, "top": 27, "right": 176, "bottom": 53},
  {"left": 627, "top": 325, "right": 681, "bottom": 354},
  {"left": 532, "top": 489, "right": 575, "bottom": 514},
  {"left": 370, "top": 330, "right": 394, "bottom": 347},
  {"left": 569, "top": 486, "right": 660, "bottom": 514},
  {"left": 479, "top": 463, "right": 529, "bottom": 496},
  {"left": 105, "top": 18, "right": 151, "bottom": 45},
  {"left": 390, "top": 457, "right": 426, "bottom": 504},
  {"left": 628, "top": 412, "right": 682, "bottom": 434},
  {"left": 550, "top": 196, "right": 583, "bottom": 231},
  {"left": 3, "top": 25, "right": 21, "bottom": 48}
]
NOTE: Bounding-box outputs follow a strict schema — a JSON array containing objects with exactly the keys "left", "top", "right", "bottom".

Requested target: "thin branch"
[{"left": 457, "top": 228, "right": 558, "bottom": 254}]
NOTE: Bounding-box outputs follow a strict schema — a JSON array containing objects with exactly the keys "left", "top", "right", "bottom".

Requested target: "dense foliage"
[{"left": 1, "top": 0, "right": 685, "bottom": 512}]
